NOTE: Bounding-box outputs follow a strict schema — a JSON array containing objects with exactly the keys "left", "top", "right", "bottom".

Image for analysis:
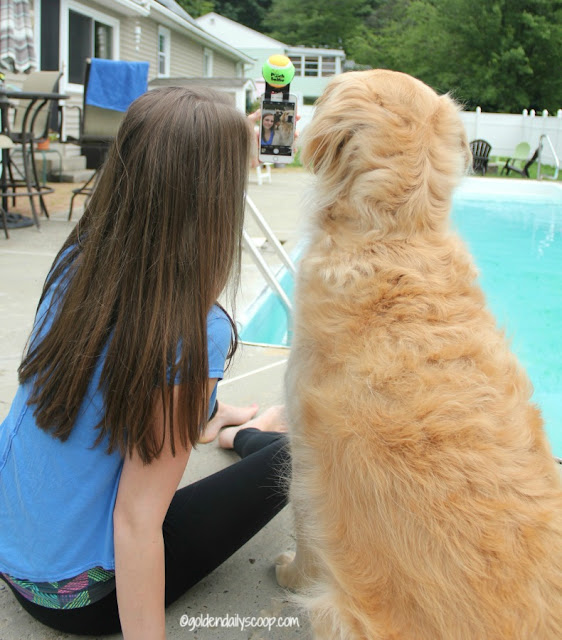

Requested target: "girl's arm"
[{"left": 113, "top": 380, "right": 218, "bottom": 640}]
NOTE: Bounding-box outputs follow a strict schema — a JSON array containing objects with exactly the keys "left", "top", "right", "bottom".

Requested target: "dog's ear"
[
  {"left": 434, "top": 93, "right": 472, "bottom": 178},
  {"left": 301, "top": 120, "right": 353, "bottom": 174},
  {"left": 460, "top": 129, "right": 472, "bottom": 174}
]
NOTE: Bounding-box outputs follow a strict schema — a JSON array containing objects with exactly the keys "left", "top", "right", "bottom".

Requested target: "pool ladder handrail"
[
  {"left": 537, "top": 134, "right": 559, "bottom": 181},
  {"left": 242, "top": 193, "right": 296, "bottom": 317}
]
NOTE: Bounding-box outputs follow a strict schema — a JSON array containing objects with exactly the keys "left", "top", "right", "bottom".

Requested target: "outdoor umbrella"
[{"left": 0, "top": 0, "right": 37, "bottom": 73}]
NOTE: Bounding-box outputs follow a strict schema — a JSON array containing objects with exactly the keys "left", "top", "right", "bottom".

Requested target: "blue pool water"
[{"left": 240, "top": 179, "right": 562, "bottom": 456}]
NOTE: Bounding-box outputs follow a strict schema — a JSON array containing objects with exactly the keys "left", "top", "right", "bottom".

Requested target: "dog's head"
[{"left": 301, "top": 70, "right": 471, "bottom": 236}]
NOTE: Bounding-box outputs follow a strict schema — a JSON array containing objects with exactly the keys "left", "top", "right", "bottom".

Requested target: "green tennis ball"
[{"left": 262, "top": 55, "right": 295, "bottom": 88}]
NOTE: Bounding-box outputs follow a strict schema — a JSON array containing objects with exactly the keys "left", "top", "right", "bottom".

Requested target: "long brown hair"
[{"left": 19, "top": 86, "right": 251, "bottom": 463}]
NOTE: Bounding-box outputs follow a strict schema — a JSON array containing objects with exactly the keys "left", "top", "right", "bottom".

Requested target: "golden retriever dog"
[
  {"left": 273, "top": 110, "right": 295, "bottom": 146},
  {"left": 276, "top": 69, "right": 562, "bottom": 639}
]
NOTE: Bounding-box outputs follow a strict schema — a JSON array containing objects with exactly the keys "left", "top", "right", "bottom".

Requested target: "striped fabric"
[
  {"left": 0, "top": 0, "right": 37, "bottom": 73},
  {"left": 2, "top": 567, "right": 116, "bottom": 609}
]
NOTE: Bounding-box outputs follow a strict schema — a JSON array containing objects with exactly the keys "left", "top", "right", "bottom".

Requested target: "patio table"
[{"left": 0, "top": 89, "right": 68, "bottom": 230}]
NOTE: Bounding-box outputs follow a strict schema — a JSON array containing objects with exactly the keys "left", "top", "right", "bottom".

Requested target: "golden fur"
[
  {"left": 276, "top": 69, "right": 562, "bottom": 639},
  {"left": 273, "top": 110, "right": 295, "bottom": 146}
]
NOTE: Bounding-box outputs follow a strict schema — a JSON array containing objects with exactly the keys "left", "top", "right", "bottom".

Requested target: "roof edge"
[{"left": 149, "top": 2, "right": 254, "bottom": 63}]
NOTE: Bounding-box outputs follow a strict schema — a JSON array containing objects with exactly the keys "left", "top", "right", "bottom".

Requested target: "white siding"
[
  {"left": 31, "top": 1, "right": 246, "bottom": 141},
  {"left": 170, "top": 29, "right": 203, "bottom": 76},
  {"left": 213, "top": 51, "right": 237, "bottom": 77}
]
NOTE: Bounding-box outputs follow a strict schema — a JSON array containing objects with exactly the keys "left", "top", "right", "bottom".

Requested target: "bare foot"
[
  {"left": 218, "top": 405, "right": 288, "bottom": 449},
  {"left": 199, "top": 401, "right": 258, "bottom": 444}
]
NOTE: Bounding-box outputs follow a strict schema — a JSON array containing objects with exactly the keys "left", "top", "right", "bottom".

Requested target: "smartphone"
[{"left": 258, "top": 94, "right": 297, "bottom": 164}]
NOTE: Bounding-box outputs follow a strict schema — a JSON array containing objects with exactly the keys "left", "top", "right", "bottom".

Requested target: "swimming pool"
[{"left": 240, "top": 178, "right": 562, "bottom": 457}]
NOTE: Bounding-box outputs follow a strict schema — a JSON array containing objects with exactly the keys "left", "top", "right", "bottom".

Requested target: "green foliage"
[
  {"left": 178, "top": 0, "right": 562, "bottom": 113},
  {"left": 246, "top": 96, "right": 261, "bottom": 114},
  {"left": 176, "top": 0, "right": 215, "bottom": 18},
  {"left": 265, "top": 0, "right": 368, "bottom": 48},
  {"left": 288, "top": 147, "right": 303, "bottom": 167},
  {"left": 346, "top": 0, "right": 562, "bottom": 112},
  {"left": 177, "top": 0, "right": 272, "bottom": 30},
  {"left": 213, "top": 0, "right": 272, "bottom": 29},
  {"left": 261, "top": 0, "right": 562, "bottom": 113}
]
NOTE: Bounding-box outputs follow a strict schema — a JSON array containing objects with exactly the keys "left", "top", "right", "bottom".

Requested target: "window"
[
  {"left": 288, "top": 56, "right": 302, "bottom": 76},
  {"left": 158, "top": 26, "right": 170, "bottom": 77},
  {"left": 66, "top": 2, "right": 118, "bottom": 86},
  {"left": 203, "top": 48, "right": 213, "bottom": 78},
  {"left": 321, "top": 56, "right": 336, "bottom": 77},
  {"left": 304, "top": 56, "right": 319, "bottom": 77},
  {"left": 288, "top": 54, "right": 339, "bottom": 78}
]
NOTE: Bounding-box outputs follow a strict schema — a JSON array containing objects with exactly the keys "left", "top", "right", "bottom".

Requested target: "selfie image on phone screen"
[{"left": 259, "top": 96, "right": 296, "bottom": 164}]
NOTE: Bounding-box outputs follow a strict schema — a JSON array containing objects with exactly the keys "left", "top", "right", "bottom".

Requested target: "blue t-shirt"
[
  {"left": 0, "top": 271, "right": 232, "bottom": 582},
  {"left": 261, "top": 129, "right": 274, "bottom": 145}
]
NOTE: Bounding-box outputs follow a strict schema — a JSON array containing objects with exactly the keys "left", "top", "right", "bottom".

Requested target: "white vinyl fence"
[
  {"left": 299, "top": 105, "right": 562, "bottom": 166},
  {"left": 461, "top": 108, "right": 562, "bottom": 164}
]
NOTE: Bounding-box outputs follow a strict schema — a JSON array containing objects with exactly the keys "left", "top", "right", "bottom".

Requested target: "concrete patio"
[
  {"left": 0, "top": 167, "right": 311, "bottom": 639},
  {"left": 3, "top": 171, "right": 560, "bottom": 640}
]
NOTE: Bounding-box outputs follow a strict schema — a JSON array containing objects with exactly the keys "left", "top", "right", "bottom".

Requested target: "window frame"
[
  {"left": 320, "top": 56, "right": 336, "bottom": 77},
  {"left": 288, "top": 53, "right": 339, "bottom": 78},
  {"left": 304, "top": 55, "right": 319, "bottom": 77},
  {"left": 157, "top": 25, "right": 171, "bottom": 78},
  {"left": 203, "top": 47, "right": 213, "bottom": 78},
  {"left": 61, "top": 0, "right": 120, "bottom": 93},
  {"left": 288, "top": 55, "right": 302, "bottom": 77}
]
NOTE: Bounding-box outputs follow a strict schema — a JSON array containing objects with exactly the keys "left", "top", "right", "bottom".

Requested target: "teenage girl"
[
  {"left": 260, "top": 111, "right": 275, "bottom": 145},
  {"left": 0, "top": 87, "right": 288, "bottom": 639}
]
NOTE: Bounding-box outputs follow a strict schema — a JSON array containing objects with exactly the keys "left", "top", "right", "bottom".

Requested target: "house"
[
  {"left": 195, "top": 12, "right": 346, "bottom": 105},
  {"left": 6, "top": 0, "right": 255, "bottom": 143},
  {"left": 0, "top": 0, "right": 256, "bottom": 179}
]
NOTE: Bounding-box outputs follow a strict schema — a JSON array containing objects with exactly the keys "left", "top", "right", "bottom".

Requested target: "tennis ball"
[{"left": 262, "top": 55, "right": 295, "bottom": 88}]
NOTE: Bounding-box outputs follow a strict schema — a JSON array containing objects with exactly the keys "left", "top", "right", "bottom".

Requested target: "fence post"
[
  {"left": 542, "top": 110, "right": 549, "bottom": 134},
  {"left": 540, "top": 110, "right": 549, "bottom": 163},
  {"left": 474, "top": 106, "right": 481, "bottom": 140}
]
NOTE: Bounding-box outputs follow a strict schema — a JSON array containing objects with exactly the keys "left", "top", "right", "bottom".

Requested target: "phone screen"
[{"left": 259, "top": 97, "right": 296, "bottom": 163}]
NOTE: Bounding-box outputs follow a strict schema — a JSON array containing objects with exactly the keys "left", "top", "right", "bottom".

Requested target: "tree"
[
  {"left": 213, "top": 0, "right": 272, "bottom": 30},
  {"left": 176, "top": 0, "right": 273, "bottom": 31},
  {"left": 178, "top": 0, "right": 562, "bottom": 112},
  {"left": 346, "top": 0, "right": 562, "bottom": 113},
  {"left": 176, "top": 0, "right": 214, "bottom": 19},
  {"left": 265, "top": 0, "right": 370, "bottom": 48}
]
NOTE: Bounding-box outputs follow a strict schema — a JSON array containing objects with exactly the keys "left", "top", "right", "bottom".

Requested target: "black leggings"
[{"left": 6, "top": 429, "right": 289, "bottom": 636}]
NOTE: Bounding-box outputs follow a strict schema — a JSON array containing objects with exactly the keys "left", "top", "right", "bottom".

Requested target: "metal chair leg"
[
  {"left": 20, "top": 142, "right": 41, "bottom": 228},
  {"left": 0, "top": 205, "right": 9, "bottom": 239},
  {"left": 68, "top": 169, "right": 99, "bottom": 221},
  {"left": 28, "top": 143, "right": 49, "bottom": 218}
]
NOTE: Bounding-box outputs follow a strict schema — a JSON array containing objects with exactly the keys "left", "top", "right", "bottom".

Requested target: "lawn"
[{"left": 487, "top": 157, "right": 561, "bottom": 181}]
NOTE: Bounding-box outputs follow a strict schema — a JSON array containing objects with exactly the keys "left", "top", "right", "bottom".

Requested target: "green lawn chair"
[{"left": 501, "top": 142, "right": 531, "bottom": 177}]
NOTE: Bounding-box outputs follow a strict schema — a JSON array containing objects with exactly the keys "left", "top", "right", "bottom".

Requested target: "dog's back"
[{"left": 279, "top": 69, "right": 562, "bottom": 639}]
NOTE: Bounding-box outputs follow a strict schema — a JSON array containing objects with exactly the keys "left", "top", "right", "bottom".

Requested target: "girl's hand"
[{"left": 247, "top": 109, "right": 261, "bottom": 126}]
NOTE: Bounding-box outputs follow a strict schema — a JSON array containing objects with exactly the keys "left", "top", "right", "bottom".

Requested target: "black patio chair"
[{"left": 469, "top": 139, "right": 492, "bottom": 176}]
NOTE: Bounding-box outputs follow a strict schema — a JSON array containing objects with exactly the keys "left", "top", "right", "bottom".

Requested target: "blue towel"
[{"left": 85, "top": 58, "right": 149, "bottom": 112}]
